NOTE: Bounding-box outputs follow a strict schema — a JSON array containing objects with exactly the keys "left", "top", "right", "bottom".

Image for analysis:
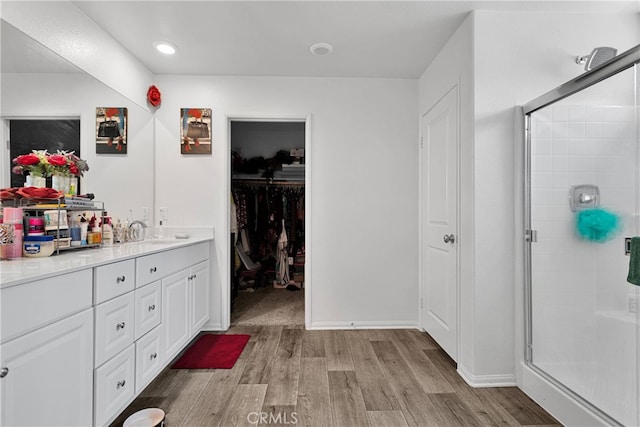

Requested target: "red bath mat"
[{"left": 172, "top": 334, "right": 251, "bottom": 369}]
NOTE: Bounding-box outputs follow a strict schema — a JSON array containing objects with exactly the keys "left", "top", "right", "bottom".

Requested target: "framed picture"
[
  {"left": 96, "top": 107, "right": 127, "bottom": 154},
  {"left": 180, "top": 108, "right": 212, "bottom": 154}
]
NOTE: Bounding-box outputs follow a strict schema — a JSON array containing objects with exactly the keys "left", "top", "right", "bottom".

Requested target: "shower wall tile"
[
  {"left": 552, "top": 104, "right": 571, "bottom": 121},
  {"left": 569, "top": 105, "right": 586, "bottom": 121}
]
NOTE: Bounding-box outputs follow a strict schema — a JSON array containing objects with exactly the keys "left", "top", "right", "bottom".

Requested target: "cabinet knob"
[
  {"left": 148, "top": 304, "right": 156, "bottom": 311},
  {"left": 116, "top": 275, "right": 126, "bottom": 283},
  {"left": 193, "top": 274, "right": 197, "bottom": 279},
  {"left": 150, "top": 352, "right": 158, "bottom": 360},
  {"left": 150, "top": 267, "right": 157, "bottom": 273},
  {"left": 117, "top": 380, "right": 126, "bottom": 389},
  {"left": 116, "top": 322, "right": 126, "bottom": 330},
  {"left": 0, "top": 367, "right": 8, "bottom": 378}
]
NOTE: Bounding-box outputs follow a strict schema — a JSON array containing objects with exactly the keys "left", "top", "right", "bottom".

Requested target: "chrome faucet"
[{"left": 128, "top": 220, "right": 147, "bottom": 242}]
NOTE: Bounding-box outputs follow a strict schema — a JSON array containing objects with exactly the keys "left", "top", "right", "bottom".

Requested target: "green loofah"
[{"left": 575, "top": 208, "right": 621, "bottom": 243}]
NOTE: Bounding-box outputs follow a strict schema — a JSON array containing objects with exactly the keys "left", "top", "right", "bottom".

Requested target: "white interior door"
[{"left": 420, "top": 86, "right": 458, "bottom": 361}]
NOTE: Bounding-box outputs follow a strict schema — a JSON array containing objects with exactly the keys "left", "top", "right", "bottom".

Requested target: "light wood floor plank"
[
  {"left": 367, "top": 410, "right": 409, "bottom": 427},
  {"left": 427, "top": 392, "right": 485, "bottom": 427},
  {"left": 384, "top": 329, "right": 455, "bottom": 394},
  {"left": 343, "top": 330, "right": 400, "bottom": 411},
  {"left": 160, "top": 370, "right": 213, "bottom": 426},
  {"left": 328, "top": 370, "right": 370, "bottom": 427},
  {"left": 297, "top": 357, "right": 333, "bottom": 427},
  {"left": 324, "top": 330, "right": 354, "bottom": 371},
  {"left": 179, "top": 341, "right": 257, "bottom": 427},
  {"left": 370, "top": 340, "right": 442, "bottom": 426},
  {"left": 301, "top": 329, "right": 326, "bottom": 358},
  {"left": 239, "top": 326, "right": 283, "bottom": 384},
  {"left": 216, "top": 384, "right": 268, "bottom": 427},
  {"left": 263, "top": 328, "right": 303, "bottom": 406}
]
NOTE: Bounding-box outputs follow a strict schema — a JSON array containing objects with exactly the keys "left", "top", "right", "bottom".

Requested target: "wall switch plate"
[{"left": 142, "top": 207, "right": 150, "bottom": 223}]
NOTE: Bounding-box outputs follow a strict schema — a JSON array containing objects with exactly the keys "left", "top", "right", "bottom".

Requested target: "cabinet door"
[
  {"left": 162, "top": 269, "right": 190, "bottom": 361},
  {"left": 190, "top": 260, "right": 210, "bottom": 336},
  {"left": 1, "top": 309, "right": 93, "bottom": 427},
  {"left": 134, "top": 281, "right": 161, "bottom": 340},
  {"left": 95, "top": 292, "right": 135, "bottom": 367}
]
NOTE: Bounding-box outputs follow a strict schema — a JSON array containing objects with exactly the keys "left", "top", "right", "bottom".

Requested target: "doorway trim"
[{"left": 223, "top": 114, "right": 312, "bottom": 330}]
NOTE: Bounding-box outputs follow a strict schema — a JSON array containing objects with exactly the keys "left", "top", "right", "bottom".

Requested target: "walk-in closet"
[{"left": 229, "top": 120, "right": 306, "bottom": 326}]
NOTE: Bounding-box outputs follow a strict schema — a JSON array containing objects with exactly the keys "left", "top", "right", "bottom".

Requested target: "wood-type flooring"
[{"left": 111, "top": 326, "right": 560, "bottom": 427}]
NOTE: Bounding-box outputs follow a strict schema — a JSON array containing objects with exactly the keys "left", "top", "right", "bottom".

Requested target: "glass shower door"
[{"left": 527, "top": 64, "right": 639, "bottom": 426}]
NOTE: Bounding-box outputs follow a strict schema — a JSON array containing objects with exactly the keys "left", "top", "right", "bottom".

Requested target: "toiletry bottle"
[
  {"left": 157, "top": 220, "right": 164, "bottom": 239},
  {"left": 102, "top": 215, "right": 113, "bottom": 246}
]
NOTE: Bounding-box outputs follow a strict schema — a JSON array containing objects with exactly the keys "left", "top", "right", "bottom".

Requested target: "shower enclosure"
[{"left": 523, "top": 45, "right": 640, "bottom": 426}]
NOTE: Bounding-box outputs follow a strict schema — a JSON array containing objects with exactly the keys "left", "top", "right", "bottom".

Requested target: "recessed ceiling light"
[
  {"left": 153, "top": 41, "right": 177, "bottom": 55},
  {"left": 310, "top": 42, "right": 333, "bottom": 56}
]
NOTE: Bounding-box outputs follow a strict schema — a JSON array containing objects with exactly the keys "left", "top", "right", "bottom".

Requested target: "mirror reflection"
[{"left": 1, "top": 20, "right": 155, "bottom": 223}]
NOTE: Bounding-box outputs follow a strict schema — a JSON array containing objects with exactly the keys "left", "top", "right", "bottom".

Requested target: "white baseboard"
[
  {"left": 457, "top": 364, "right": 517, "bottom": 387},
  {"left": 308, "top": 320, "right": 419, "bottom": 330},
  {"left": 519, "top": 363, "right": 611, "bottom": 426},
  {"left": 201, "top": 321, "right": 224, "bottom": 331}
]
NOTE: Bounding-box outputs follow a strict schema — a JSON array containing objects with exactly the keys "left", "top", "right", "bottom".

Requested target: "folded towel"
[{"left": 627, "top": 237, "right": 640, "bottom": 286}]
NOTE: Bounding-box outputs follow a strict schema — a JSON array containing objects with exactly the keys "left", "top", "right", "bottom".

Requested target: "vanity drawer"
[
  {"left": 95, "top": 292, "right": 135, "bottom": 367},
  {"left": 94, "top": 344, "right": 135, "bottom": 427},
  {"left": 134, "top": 281, "right": 161, "bottom": 340},
  {"left": 94, "top": 259, "right": 135, "bottom": 304},
  {"left": 136, "top": 242, "right": 209, "bottom": 287},
  {"left": 135, "top": 326, "right": 163, "bottom": 394}
]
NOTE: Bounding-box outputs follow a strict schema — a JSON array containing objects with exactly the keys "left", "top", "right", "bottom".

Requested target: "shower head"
[{"left": 575, "top": 47, "right": 618, "bottom": 71}]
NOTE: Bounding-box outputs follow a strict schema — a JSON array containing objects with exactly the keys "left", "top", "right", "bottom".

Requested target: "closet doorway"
[{"left": 228, "top": 117, "right": 309, "bottom": 328}]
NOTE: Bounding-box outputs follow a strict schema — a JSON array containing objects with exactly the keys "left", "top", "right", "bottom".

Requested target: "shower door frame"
[{"left": 522, "top": 44, "right": 640, "bottom": 426}]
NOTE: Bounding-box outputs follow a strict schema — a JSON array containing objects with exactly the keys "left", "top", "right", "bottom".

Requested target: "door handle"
[{"left": 443, "top": 234, "right": 456, "bottom": 244}]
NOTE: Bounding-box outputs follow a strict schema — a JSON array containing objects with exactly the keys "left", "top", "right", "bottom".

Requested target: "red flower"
[
  {"left": 14, "top": 153, "right": 40, "bottom": 166},
  {"left": 69, "top": 164, "right": 79, "bottom": 176},
  {"left": 47, "top": 154, "right": 67, "bottom": 167},
  {"left": 188, "top": 109, "right": 202, "bottom": 119},
  {"left": 105, "top": 108, "right": 119, "bottom": 118},
  {"left": 147, "top": 85, "right": 161, "bottom": 107}
]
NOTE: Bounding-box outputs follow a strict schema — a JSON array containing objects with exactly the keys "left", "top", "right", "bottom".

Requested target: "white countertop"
[{"left": 0, "top": 227, "right": 215, "bottom": 289}]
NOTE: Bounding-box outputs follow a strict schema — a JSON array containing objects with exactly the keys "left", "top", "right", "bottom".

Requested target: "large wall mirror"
[{"left": 1, "top": 20, "right": 154, "bottom": 223}]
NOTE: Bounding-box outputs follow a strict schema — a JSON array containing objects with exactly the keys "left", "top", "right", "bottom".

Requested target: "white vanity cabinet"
[
  {"left": 0, "top": 239, "right": 212, "bottom": 427},
  {"left": 0, "top": 270, "right": 94, "bottom": 427}
]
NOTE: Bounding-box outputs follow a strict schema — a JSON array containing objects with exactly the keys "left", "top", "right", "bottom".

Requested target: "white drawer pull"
[
  {"left": 116, "top": 275, "right": 126, "bottom": 283},
  {"left": 117, "top": 380, "right": 126, "bottom": 389},
  {"left": 149, "top": 267, "right": 157, "bottom": 273},
  {"left": 116, "top": 322, "right": 126, "bottom": 330},
  {"left": 150, "top": 352, "right": 158, "bottom": 360},
  {"left": 148, "top": 304, "right": 156, "bottom": 311}
]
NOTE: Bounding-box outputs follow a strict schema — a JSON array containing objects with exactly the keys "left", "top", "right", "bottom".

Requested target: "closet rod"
[{"left": 232, "top": 179, "right": 305, "bottom": 187}]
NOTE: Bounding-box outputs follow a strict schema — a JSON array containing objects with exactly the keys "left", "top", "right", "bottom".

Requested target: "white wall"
[
  {"left": 153, "top": 75, "right": 419, "bottom": 330},
  {"left": 2, "top": 73, "right": 155, "bottom": 221}
]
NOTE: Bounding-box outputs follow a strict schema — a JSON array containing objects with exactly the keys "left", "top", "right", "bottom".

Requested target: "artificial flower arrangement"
[{"left": 12, "top": 150, "right": 89, "bottom": 178}]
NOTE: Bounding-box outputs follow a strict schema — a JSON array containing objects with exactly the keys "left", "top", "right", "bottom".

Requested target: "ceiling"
[{"left": 4, "top": 1, "right": 640, "bottom": 79}]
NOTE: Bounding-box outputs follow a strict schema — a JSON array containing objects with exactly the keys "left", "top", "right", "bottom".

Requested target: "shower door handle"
[{"left": 443, "top": 234, "right": 455, "bottom": 244}]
